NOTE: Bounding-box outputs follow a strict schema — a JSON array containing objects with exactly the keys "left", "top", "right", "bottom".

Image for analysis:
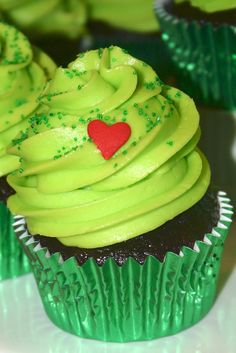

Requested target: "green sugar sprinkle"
[
  {"left": 15, "top": 98, "right": 28, "bottom": 107},
  {"left": 98, "top": 48, "right": 103, "bottom": 58},
  {"left": 175, "top": 91, "right": 181, "bottom": 98},
  {"left": 77, "top": 52, "right": 85, "bottom": 58},
  {"left": 166, "top": 140, "right": 174, "bottom": 146}
]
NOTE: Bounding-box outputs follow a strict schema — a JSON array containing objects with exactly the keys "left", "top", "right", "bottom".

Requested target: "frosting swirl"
[
  {"left": 7, "top": 46, "right": 210, "bottom": 248},
  {"left": 0, "top": 22, "right": 56, "bottom": 176},
  {"left": 87, "top": 0, "right": 159, "bottom": 32},
  {"left": 0, "top": 0, "right": 87, "bottom": 38},
  {"left": 175, "top": 0, "right": 236, "bottom": 13}
]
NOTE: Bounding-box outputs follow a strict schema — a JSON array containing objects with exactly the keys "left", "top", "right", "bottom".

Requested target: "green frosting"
[
  {"left": 0, "top": 0, "right": 87, "bottom": 38},
  {"left": 175, "top": 0, "right": 236, "bottom": 13},
  {"left": 0, "top": 22, "right": 56, "bottom": 177},
  {"left": 87, "top": 0, "right": 159, "bottom": 32},
  {"left": 7, "top": 46, "right": 210, "bottom": 249}
]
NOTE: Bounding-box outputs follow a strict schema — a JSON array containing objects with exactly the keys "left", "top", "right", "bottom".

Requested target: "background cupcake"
[
  {"left": 0, "top": 0, "right": 88, "bottom": 65},
  {"left": 155, "top": 0, "right": 236, "bottom": 110},
  {"left": 7, "top": 47, "right": 233, "bottom": 341},
  {"left": 0, "top": 21, "right": 56, "bottom": 280},
  {"left": 155, "top": 0, "right": 236, "bottom": 208}
]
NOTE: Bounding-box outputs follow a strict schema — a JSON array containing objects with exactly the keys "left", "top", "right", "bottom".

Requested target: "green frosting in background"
[
  {"left": 0, "top": 0, "right": 87, "bottom": 38},
  {"left": 0, "top": 22, "right": 56, "bottom": 177},
  {"left": 7, "top": 47, "right": 210, "bottom": 249},
  {"left": 175, "top": 0, "right": 236, "bottom": 13},
  {"left": 87, "top": 0, "right": 159, "bottom": 32}
]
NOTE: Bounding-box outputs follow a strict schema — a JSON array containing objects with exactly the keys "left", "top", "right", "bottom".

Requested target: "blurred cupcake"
[
  {"left": 155, "top": 0, "right": 236, "bottom": 110},
  {"left": 84, "top": 0, "right": 173, "bottom": 80},
  {"left": 0, "top": 21, "right": 56, "bottom": 280},
  {"left": 155, "top": 0, "right": 236, "bottom": 208},
  {"left": 8, "top": 47, "right": 233, "bottom": 341},
  {"left": 0, "top": 0, "right": 88, "bottom": 65}
]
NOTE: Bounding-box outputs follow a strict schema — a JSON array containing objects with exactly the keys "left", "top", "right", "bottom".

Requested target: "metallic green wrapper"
[
  {"left": 155, "top": 0, "right": 236, "bottom": 110},
  {"left": 13, "top": 192, "right": 233, "bottom": 342},
  {"left": 0, "top": 202, "right": 31, "bottom": 281}
]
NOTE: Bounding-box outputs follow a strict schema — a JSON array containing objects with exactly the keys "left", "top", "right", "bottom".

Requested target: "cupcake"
[
  {"left": 0, "top": 22, "right": 56, "bottom": 280},
  {"left": 155, "top": 0, "right": 236, "bottom": 208},
  {"left": 7, "top": 47, "right": 233, "bottom": 341},
  {"left": 0, "top": 0, "right": 88, "bottom": 65},
  {"left": 155, "top": 0, "right": 236, "bottom": 110},
  {"left": 84, "top": 0, "right": 173, "bottom": 79}
]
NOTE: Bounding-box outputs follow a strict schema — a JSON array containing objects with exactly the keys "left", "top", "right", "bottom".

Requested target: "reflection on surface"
[
  {"left": 0, "top": 224, "right": 235, "bottom": 353},
  {"left": 199, "top": 107, "right": 236, "bottom": 209}
]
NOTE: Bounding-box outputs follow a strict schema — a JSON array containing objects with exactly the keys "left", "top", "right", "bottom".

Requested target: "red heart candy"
[{"left": 87, "top": 120, "right": 131, "bottom": 160}]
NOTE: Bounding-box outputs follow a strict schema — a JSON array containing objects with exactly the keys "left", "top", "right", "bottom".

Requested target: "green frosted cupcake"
[
  {"left": 0, "top": 0, "right": 88, "bottom": 65},
  {"left": 0, "top": 22, "right": 56, "bottom": 280},
  {"left": 155, "top": 0, "right": 236, "bottom": 109},
  {"left": 7, "top": 47, "right": 233, "bottom": 341}
]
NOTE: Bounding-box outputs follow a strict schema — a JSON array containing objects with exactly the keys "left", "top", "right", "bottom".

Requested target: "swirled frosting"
[
  {"left": 87, "top": 0, "right": 159, "bottom": 32},
  {"left": 7, "top": 46, "right": 210, "bottom": 249},
  {"left": 0, "top": 0, "right": 87, "bottom": 38},
  {"left": 175, "top": 0, "right": 236, "bottom": 13},
  {"left": 0, "top": 22, "right": 56, "bottom": 177}
]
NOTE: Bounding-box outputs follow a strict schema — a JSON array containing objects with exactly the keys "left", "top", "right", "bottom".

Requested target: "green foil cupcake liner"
[
  {"left": 13, "top": 192, "right": 233, "bottom": 342},
  {"left": 0, "top": 202, "right": 31, "bottom": 280},
  {"left": 155, "top": 0, "right": 236, "bottom": 110}
]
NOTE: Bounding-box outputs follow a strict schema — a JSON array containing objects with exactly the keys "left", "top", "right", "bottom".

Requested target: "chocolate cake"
[{"left": 34, "top": 188, "right": 219, "bottom": 266}]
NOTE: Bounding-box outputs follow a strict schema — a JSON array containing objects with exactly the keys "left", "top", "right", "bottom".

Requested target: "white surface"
[{"left": 0, "top": 224, "right": 235, "bottom": 353}]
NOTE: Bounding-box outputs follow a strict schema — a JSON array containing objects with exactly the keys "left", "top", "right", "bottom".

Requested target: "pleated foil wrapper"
[
  {"left": 0, "top": 202, "right": 31, "bottom": 281},
  {"left": 155, "top": 0, "right": 236, "bottom": 110},
  {"left": 13, "top": 192, "right": 233, "bottom": 342}
]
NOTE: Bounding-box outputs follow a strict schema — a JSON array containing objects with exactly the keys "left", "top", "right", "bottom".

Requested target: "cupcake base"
[
  {"left": 155, "top": 0, "right": 236, "bottom": 109},
  {"left": 35, "top": 188, "right": 219, "bottom": 265},
  {"left": 13, "top": 191, "right": 233, "bottom": 342}
]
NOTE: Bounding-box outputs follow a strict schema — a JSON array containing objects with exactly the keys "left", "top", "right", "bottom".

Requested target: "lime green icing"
[
  {"left": 175, "top": 0, "right": 236, "bottom": 13},
  {"left": 0, "top": 22, "right": 56, "bottom": 177},
  {"left": 87, "top": 0, "right": 159, "bottom": 32},
  {"left": 7, "top": 46, "right": 210, "bottom": 249},
  {"left": 0, "top": 0, "right": 87, "bottom": 38}
]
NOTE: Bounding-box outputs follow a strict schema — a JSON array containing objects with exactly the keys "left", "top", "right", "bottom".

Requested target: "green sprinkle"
[
  {"left": 15, "top": 98, "right": 27, "bottom": 107},
  {"left": 166, "top": 140, "right": 174, "bottom": 146},
  {"left": 175, "top": 91, "right": 181, "bottom": 98}
]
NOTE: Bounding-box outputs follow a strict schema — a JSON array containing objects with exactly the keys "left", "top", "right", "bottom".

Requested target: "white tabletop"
[{"left": 0, "top": 222, "right": 235, "bottom": 353}]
